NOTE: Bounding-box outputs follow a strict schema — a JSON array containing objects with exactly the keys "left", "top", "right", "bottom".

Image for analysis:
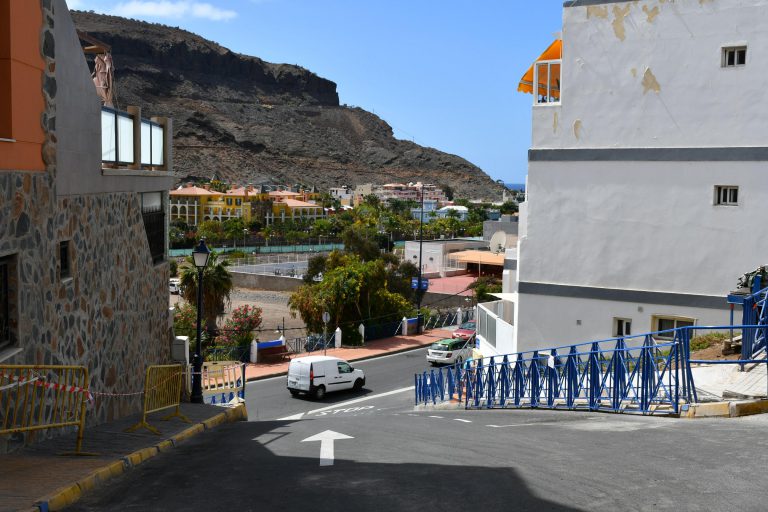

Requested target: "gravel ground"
[{"left": 170, "top": 287, "right": 307, "bottom": 338}]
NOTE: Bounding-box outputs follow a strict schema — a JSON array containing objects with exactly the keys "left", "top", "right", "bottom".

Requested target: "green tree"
[
  {"left": 197, "top": 220, "right": 225, "bottom": 244},
  {"left": 179, "top": 251, "right": 233, "bottom": 331},
  {"left": 469, "top": 276, "right": 502, "bottom": 303},
  {"left": 303, "top": 254, "right": 327, "bottom": 283},
  {"left": 223, "top": 217, "right": 246, "bottom": 242},
  {"left": 342, "top": 224, "right": 380, "bottom": 261},
  {"left": 499, "top": 201, "right": 519, "bottom": 214},
  {"left": 288, "top": 254, "right": 412, "bottom": 345}
]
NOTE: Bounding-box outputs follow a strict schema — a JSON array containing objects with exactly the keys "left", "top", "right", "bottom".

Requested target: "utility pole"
[{"left": 416, "top": 184, "right": 425, "bottom": 333}]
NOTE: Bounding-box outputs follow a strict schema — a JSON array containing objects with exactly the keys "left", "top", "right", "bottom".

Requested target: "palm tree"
[{"left": 179, "top": 251, "right": 233, "bottom": 332}]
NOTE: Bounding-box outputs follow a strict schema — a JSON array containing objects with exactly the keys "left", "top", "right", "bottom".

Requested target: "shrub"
[
  {"left": 690, "top": 332, "right": 728, "bottom": 351},
  {"left": 218, "top": 304, "right": 263, "bottom": 348}
]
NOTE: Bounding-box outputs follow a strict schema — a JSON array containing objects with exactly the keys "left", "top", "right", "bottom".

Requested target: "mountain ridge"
[{"left": 72, "top": 11, "right": 505, "bottom": 199}]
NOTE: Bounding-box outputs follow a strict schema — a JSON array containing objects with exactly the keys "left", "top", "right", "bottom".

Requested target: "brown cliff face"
[{"left": 72, "top": 11, "right": 504, "bottom": 200}]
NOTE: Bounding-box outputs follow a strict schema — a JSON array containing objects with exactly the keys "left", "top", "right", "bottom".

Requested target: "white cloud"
[{"left": 112, "top": 1, "right": 237, "bottom": 21}]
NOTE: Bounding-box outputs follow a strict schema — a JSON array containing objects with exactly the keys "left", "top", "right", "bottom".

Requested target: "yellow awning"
[
  {"left": 450, "top": 250, "right": 505, "bottom": 266},
  {"left": 517, "top": 39, "right": 562, "bottom": 98}
]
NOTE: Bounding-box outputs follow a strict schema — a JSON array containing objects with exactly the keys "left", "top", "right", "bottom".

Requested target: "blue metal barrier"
[{"left": 413, "top": 326, "right": 731, "bottom": 415}]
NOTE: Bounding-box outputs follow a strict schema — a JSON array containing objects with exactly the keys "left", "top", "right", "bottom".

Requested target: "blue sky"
[{"left": 69, "top": 0, "right": 565, "bottom": 184}]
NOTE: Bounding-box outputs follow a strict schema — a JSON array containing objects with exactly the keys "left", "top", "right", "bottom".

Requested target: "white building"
[{"left": 477, "top": 0, "right": 768, "bottom": 357}]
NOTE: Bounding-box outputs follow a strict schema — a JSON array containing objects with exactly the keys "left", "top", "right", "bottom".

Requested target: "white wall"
[
  {"left": 519, "top": 160, "right": 768, "bottom": 297},
  {"left": 515, "top": 292, "right": 733, "bottom": 353},
  {"left": 533, "top": 0, "right": 768, "bottom": 149}
]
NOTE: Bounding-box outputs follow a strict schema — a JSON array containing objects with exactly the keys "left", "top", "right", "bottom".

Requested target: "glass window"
[
  {"left": 337, "top": 362, "right": 352, "bottom": 373},
  {"left": 722, "top": 46, "right": 747, "bottom": 68},
  {"left": 140, "top": 121, "right": 151, "bottom": 165},
  {"left": 101, "top": 110, "right": 116, "bottom": 162},
  {"left": 117, "top": 114, "right": 134, "bottom": 163},
  {"left": 151, "top": 124, "right": 164, "bottom": 166}
]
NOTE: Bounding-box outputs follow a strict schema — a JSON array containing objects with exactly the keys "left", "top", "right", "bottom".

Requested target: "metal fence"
[
  {"left": 423, "top": 309, "right": 474, "bottom": 332},
  {"left": 414, "top": 326, "right": 764, "bottom": 415}
]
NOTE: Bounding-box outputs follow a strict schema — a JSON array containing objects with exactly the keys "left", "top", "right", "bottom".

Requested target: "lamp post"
[
  {"left": 416, "top": 185, "right": 425, "bottom": 333},
  {"left": 190, "top": 239, "right": 211, "bottom": 404},
  {"left": 243, "top": 228, "right": 248, "bottom": 252}
]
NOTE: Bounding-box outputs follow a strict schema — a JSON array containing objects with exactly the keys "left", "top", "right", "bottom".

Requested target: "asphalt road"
[{"left": 68, "top": 348, "right": 768, "bottom": 512}]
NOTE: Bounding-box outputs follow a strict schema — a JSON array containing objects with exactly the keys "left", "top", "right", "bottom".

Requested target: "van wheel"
[
  {"left": 353, "top": 379, "right": 364, "bottom": 391},
  {"left": 314, "top": 385, "right": 326, "bottom": 400},
  {"left": 289, "top": 390, "right": 299, "bottom": 397}
]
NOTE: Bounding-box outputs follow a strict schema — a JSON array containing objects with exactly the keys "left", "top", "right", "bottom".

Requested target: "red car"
[{"left": 452, "top": 321, "right": 476, "bottom": 341}]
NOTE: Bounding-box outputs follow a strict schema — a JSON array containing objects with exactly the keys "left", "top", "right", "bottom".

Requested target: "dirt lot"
[{"left": 170, "top": 287, "right": 307, "bottom": 339}]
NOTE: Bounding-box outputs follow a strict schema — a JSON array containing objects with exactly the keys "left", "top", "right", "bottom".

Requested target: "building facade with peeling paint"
[{"left": 478, "top": 0, "right": 768, "bottom": 355}]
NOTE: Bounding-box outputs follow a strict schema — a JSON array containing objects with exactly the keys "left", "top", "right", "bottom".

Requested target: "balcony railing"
[{"left": 101, "top": 106, "right": 168, "bottom": 170}]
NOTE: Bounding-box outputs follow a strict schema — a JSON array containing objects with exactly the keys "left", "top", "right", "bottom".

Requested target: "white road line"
[
  {"left": 277, "top": 386, "right": 414, "bottom": 420},
  {"left": 428, "top": 415, "right": 444, "bottom": 419},
  {"left": 486, "top": 422, "right": 560, "bottom": 428},
  {"left": 454, "top": 419, "right": 472, "bottom": 423}
]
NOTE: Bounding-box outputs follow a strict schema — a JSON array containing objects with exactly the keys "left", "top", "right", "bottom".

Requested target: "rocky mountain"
[{"left": 72, "top": 11, "right": 505, "bottom": 200}]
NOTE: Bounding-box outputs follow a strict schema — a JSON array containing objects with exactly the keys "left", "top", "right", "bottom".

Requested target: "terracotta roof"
[
  {"left": 226, "top": 187, "right": 250, "bottom": 196},
  {"left": 170, "top": 186, "right": 217, "bottom": 197},
  {"left": 282, "top": 199, "right": 322, "bottom": 208},
  {"left": 269, "top": 190, "right": 301, "bottom": 197}
]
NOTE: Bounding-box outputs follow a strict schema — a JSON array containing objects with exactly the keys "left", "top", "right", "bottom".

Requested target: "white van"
[{"left": 287, "top": 356, "right": 365, "bottom": 399}]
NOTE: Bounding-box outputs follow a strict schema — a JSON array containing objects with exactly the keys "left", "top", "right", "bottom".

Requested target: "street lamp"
[
  {"left": 190, "top": 238, "right": 211, "bottom": 404},
  {"left": 416, "top": 185, "right": 425, "bottom": 333},
  {"left": 243, "top": 228, "right": 248, "bottom": 252}
]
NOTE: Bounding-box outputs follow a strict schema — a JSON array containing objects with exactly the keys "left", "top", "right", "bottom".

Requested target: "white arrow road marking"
[
  {"left": 301, "top": 430, "right": 354, "bottom": 466},
  {"left": 428, "top": 415, "right": 444, "bottom": 419},
  {"left": 453, "top": 419, "right": 472, "bottom": 423}
]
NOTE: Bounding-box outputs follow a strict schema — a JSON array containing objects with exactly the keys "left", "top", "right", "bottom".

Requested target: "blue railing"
[
  {"left": 415, "top": 325, "right": 766, "bottom": 415},
  {"left": 738, "top": 286, "right": 768, "bottom": 362}
]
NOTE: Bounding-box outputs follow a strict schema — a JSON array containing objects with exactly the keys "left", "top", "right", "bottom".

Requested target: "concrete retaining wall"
[{"left": 231, "top": 272, "right": 303, "bottom": 292}]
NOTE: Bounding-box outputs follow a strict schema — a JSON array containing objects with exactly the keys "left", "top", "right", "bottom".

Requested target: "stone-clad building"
[{"left": 0, "top": 0, "right": 174, "bottom": 428}]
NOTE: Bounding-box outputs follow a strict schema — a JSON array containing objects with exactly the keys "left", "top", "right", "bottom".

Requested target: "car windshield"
[
  {"left": 459, "top": 322, "right": 476, "bottom": 330},
  {"left": 430, "top": 343, "right": 450, "bottom": 351}
]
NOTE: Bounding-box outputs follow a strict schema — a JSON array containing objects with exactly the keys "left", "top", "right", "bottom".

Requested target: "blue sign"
[
  {"left": 412, "top": 278, "right": 429, "bottom": 290},
  {"left": 420, "top": 279, "right": 429, "bottom": 291},
  {"left": 411, "top": 278, "right": 419, "bottom": 289}
]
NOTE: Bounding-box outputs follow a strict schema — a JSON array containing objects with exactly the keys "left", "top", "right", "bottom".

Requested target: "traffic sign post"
[{"left": 322, "top": 311, "right": 330, "bottom": 355}]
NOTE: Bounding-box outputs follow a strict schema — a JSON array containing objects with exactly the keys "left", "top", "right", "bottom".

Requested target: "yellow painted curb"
[
  {"left": 729, "top": 399, "right": 768, "bottom": 417},
  {"left": 35, "top": 404, "right": 248, "bottom": 511},
  {"left": 43, "top": 483, "right": 82, "bottom": 511},
  {"left": 682, "top": 402, "right": 730, "bottom": 418},
  {"left": 171, "top": 423, "right": 205, "bottom": 444}
]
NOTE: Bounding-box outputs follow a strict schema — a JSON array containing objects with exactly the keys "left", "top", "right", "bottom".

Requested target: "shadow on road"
[
  {"left": 289, "top": 387, "right": 374, "bottom": 405},
  {"left": 68, "top": 421, "right": 584, "bottom": 512}
]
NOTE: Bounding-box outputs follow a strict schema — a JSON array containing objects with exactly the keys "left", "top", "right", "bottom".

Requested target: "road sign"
[
  {"left": 301, "top": 430, "right": 353, "bottom": 466},
  {"left": 411, "top": 278, "right": 429, "bottom": 290},
  {"left": 322, "top": 311, "right": 330, "bottom": 324}
]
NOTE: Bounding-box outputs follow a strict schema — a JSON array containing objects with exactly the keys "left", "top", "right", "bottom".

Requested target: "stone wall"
[{"left": 0, "top": 0, "right": 172, "bottom": 444}]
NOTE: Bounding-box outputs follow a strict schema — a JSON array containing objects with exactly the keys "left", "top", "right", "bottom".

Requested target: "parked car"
[
  {"left": 452, "top": 321, "right": 476, "bottom": 341},
  {"left": 426, "top": 338, "right": 472, "bottom": 366},
  {"left": 169, "top": 278, "right": 181, "bottom": 294},
  {"left": 287, "top": 356, "right": 365, "bottom": 399}
]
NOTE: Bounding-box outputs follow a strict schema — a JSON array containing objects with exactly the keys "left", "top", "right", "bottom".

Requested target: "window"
[
  {"left": 653, "top": 316, "right": 695, "bottom": 339},
  {"left": 337, "top": 362, "right": 353, "bottom": 374},
  {"left": 714, "top": 185, "right": 739, "bottom": 206},
  {"left": 59, "top": 241, "right": 71, "bottom": 280},
  {"left": 141, "top": 192, "right": 166, "bottom": 264},
  {"left": 226, "top": 198, "right": 232, "bottom": 206},
  {"left": 722, "top": 46, "right": 747, "bottom": 67},
  {"left": 0, "top": 255, "right": 16, "bottom": 350},
  {"left": 533, "top": 60, "right": 561, "bottom": 105},
  {"left": 235, "top": 198, "right": 241, "bottom": 206},
  {"left": 613, "top": 318, "right": 632, "bottom": 337}
]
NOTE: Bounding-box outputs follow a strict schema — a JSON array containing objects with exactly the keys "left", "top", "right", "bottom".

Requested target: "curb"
[
  {"left": 33, "top": 404, "right": 247, "bottom": 512},
  {"left": 245, "top": 343, "right": 433, "bottom": 382},
  {"left": 681, "top": 399, "right": 768, "bottom": 419}
]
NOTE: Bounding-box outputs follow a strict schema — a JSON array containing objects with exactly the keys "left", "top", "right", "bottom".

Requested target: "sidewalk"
[
  {"left": 246, "top": 329, "right": 453, "bottom": 381},
  {"left": 0, "top": 403, "right": 246, "bottom": 512}
]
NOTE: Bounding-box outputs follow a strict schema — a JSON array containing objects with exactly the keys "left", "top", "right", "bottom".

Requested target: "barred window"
[
  {"left": 141, "top": 192, "right": 166, "bottom": 264},
  {"left": 0, "top": 256, "right": 15, "bottom": 350}
]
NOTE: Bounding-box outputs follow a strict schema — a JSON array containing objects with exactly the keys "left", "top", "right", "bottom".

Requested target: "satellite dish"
[{"left": 489, "top": 231, "right": 507, "bottom": 254}]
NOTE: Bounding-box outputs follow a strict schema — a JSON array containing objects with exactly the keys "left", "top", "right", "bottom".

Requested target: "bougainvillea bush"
[{"left": 218, "top": 304, "right": 263, "bottom": 348}]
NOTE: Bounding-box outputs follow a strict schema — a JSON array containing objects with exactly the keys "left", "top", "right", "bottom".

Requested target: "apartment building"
[{"left": 477, "top": 0, "right": 768, "bottom": 355}]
